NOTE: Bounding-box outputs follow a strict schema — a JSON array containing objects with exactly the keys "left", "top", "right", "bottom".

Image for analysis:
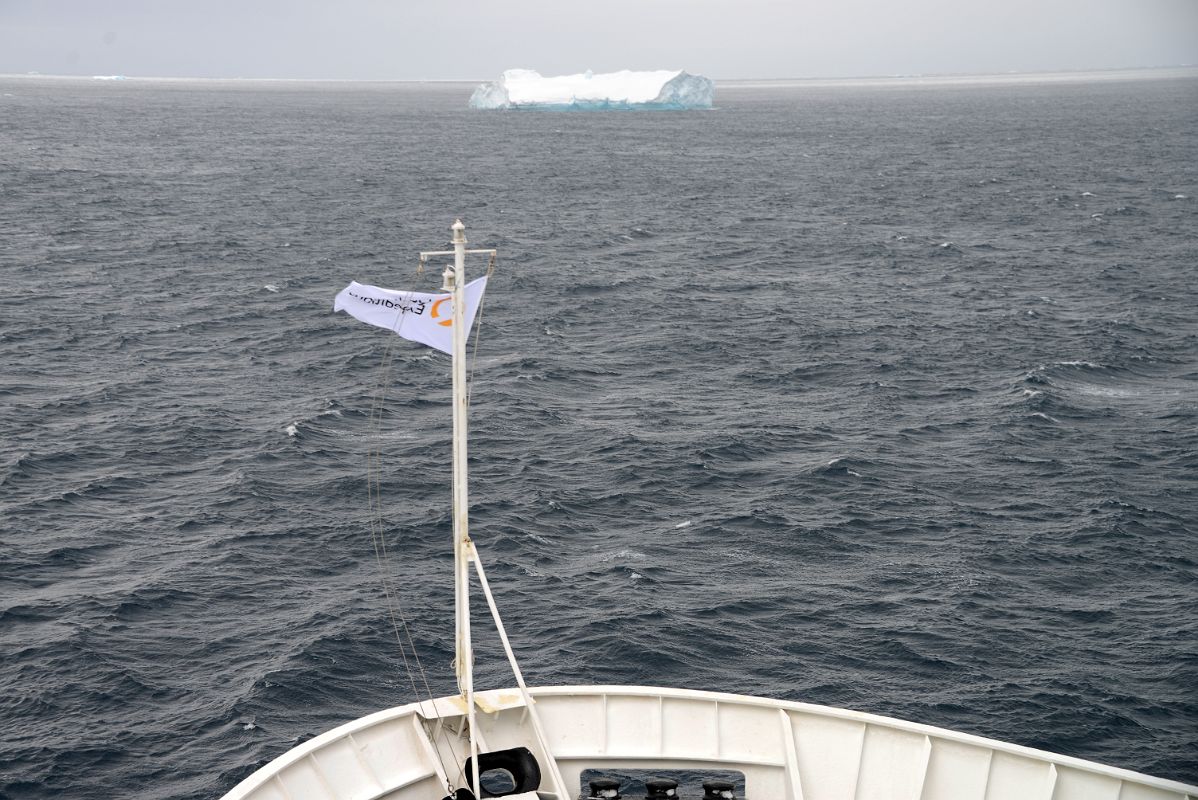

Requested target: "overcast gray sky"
[{"left": 2, "top": 0, "right": 1195, "bottom": 80}]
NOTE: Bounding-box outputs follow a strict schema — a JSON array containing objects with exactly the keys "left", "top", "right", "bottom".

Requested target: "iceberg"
[{"left": 469, "top": 69, "right": 714, "bottom": 110}]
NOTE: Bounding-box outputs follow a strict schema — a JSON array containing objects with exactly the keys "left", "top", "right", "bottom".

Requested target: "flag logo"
[
  {"left": 333, "top": 276, "right": 487, "bottom": 355},
  {"left": 430, "top": 297, "right": 454, "bottom": 327}
]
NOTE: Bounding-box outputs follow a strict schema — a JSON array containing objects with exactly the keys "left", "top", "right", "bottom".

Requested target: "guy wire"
[
  {"left": 365, "top": 296, "right": 465, "bottom": 790},
  {"left": 363, "top": 252, "right": 499, "bottom": 791}
]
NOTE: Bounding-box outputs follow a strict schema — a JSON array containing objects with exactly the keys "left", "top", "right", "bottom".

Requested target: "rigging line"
[
  {"left": 367, "top": 441, "right": 464, "bottom": 790},
  {"left": 364, "top": 338, "right": 462, "bottom": 790},
  {"left": 365, "top": 254, "right": 498, "bottom": 788},
  {"left": 386, "top": 280, "right": 471, "bottom": 741},
  {"left": 465, "top": 252, "right": 497, "bottom": 409},
  {"left": 365, "top": 341, "right": 425, "bottom": 699},
  {"left": 365, "top": 281, "right": 470, "bottom": 785}
]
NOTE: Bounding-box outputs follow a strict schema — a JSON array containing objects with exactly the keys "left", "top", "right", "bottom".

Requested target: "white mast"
[
  {"left": 440, "top": 219, "right": 480, "bottom": 798},
  {"left": 424, "top": 221, "right": 567, "bottom": 800}
]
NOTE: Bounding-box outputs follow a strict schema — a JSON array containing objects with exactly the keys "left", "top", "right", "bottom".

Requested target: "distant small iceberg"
[
  {"left": 92, "top": 75, "right": 128, "bottom": 81},
  {"left": 469, "top": 68, "right": 714, "bottom": 110}
]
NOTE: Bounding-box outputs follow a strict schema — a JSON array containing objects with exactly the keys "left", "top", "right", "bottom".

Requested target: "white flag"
[{"left": 333, "top": 276, "right": 488, "bottom": 355}]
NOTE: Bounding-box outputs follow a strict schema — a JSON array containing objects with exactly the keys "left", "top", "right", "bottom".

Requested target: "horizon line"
[{"left": 2, "top": 64, "right": 1196, "bottom": 86}]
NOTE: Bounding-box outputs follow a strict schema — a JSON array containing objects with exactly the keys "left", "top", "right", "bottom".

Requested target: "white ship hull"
[{"left": 223, "top": 685, "right": 1197, "bottom": 800}]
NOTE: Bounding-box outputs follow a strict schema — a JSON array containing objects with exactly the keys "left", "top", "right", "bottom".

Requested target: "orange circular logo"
[{"left": 430, "top": 297, "right": 453, "bottom": 327}]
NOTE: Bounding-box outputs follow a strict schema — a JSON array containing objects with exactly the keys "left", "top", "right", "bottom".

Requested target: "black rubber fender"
[{"left": 463, "top": 746, "right": 542, "bottom": 798}]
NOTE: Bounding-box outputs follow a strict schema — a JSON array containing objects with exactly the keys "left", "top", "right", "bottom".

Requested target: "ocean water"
[{"left": 1, "top": 73, "right": 1196, "bottom": 798}]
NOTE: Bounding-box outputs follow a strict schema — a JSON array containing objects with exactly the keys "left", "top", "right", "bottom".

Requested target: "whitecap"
[
  {"left": 673, "top": 520, "right": 692, "bottom": 529},
  {"left": 285, "top": 423, "right": 299, "bottom": 437},
  {"left": 597, "top": 548, "right": 645, "bottom": 563},
  {"left": 263, "top": 284, "right": 280, "bottom": 293}
]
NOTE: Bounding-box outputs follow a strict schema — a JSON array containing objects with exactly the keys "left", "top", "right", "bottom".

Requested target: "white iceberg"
[{"left": 469, "top": 69, "right": 714, "bottom": 110}]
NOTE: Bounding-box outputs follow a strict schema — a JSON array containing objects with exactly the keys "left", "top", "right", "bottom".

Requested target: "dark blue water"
[{"left": 1, "top": 74, "right": 1196, "bottom": 799}]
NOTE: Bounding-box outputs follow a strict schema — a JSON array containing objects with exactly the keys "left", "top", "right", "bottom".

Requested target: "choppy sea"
[{"left": 1, "top": 72, "right": 1196, "bottom": 799}]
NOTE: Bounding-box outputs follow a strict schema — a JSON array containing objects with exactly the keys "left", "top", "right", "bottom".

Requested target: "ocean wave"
[{"left": 2, "top": 76, "right": 1197, "bottom": 798}]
